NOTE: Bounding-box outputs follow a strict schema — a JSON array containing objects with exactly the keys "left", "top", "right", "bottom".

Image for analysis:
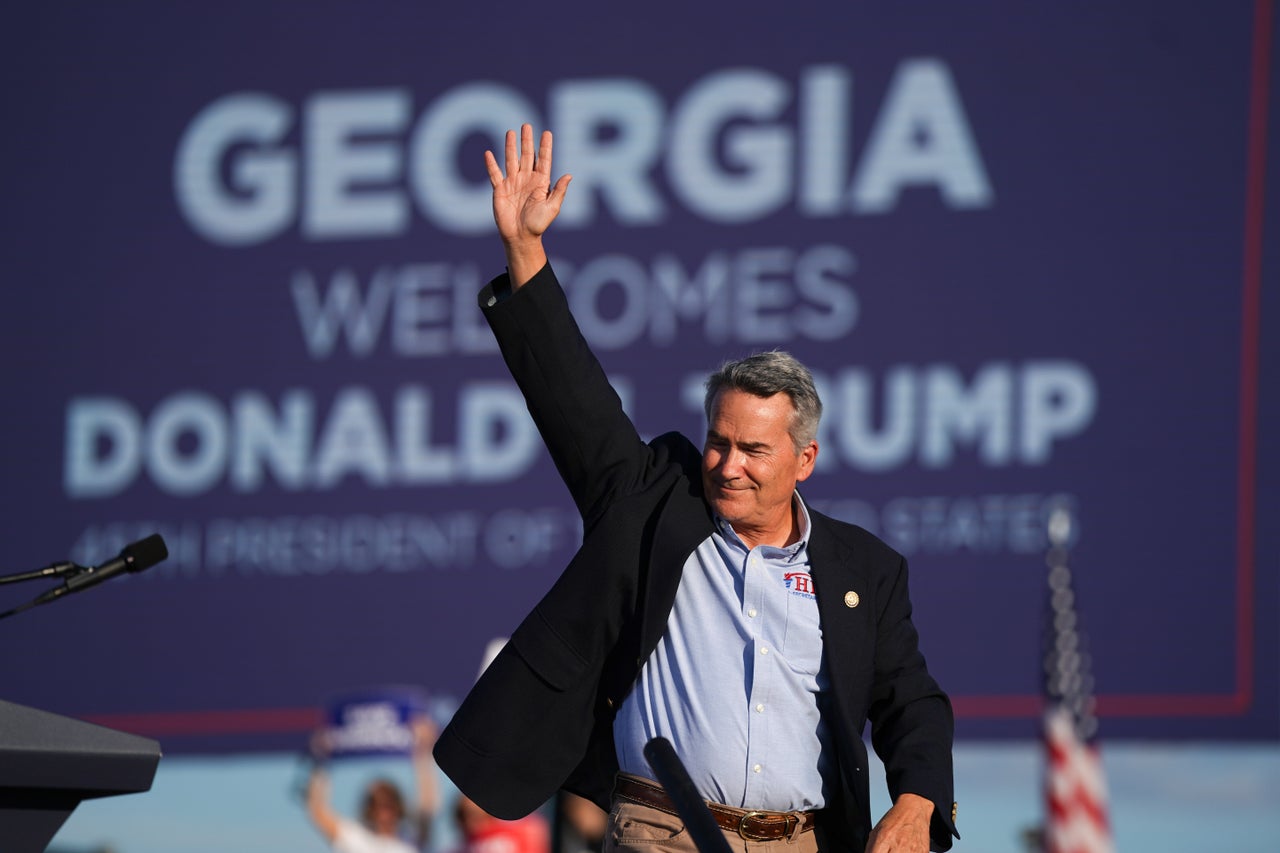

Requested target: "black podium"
[{"left": 0, "top": 699, "right": 161, "bottom": 852}]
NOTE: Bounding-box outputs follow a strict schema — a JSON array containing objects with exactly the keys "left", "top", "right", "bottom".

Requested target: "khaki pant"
[{"left": 606, "top": 797, "right": 822, "bottom": 853}]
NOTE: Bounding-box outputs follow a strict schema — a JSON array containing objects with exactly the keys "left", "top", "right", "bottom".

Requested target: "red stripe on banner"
[
  {"left": 954, "top": 690, "right": 1252, "bottom": 720},
  {"left": 84, "top": 707, "right": 323, "bottom": 737},
  {"left": 1233, "top": 0, "right": 1272, "bottom": 719},
  {"left": 951, "top": 694, "right": 1044, "bottom": 717},
  {"left": 1096, "top": 692, "right": 1253, "bottom": 717}
]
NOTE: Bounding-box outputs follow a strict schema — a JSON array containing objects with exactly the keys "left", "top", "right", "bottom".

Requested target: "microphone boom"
[{"left": 643, "top": 737, "right": 733, "bottom": 853}]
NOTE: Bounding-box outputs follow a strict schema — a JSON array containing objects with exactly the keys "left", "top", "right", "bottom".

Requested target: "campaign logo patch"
[{"left": 783, "top": 571, "right": 816, "bottom": 599}]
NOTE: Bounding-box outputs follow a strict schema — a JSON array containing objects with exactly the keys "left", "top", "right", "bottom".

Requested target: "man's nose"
[{"left": 717, "top": 448, "right": 745, "bottom": 477}]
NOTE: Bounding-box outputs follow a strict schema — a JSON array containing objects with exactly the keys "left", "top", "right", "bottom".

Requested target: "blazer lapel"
[
  {"left": 807, "top": 511, "right": 876, "bottom": 710},
  {"left": 638, "top": 476, "right": 715, "bottom": 657}
]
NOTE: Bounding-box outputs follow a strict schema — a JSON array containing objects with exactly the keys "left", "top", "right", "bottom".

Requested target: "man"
[{"left": 434, "top": 125, "right": 958, "bottom": 853}]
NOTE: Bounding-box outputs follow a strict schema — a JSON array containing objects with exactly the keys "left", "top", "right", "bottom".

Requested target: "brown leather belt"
[{"left": 612, "top": 774, "right": 821, "bottom": 842}]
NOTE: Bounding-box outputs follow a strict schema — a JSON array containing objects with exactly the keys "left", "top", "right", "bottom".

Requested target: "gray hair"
[{"left": 703, "top": 351, "right": 822, "bottom": 452}]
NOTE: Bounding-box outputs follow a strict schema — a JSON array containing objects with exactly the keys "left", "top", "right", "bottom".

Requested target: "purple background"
[{"left": 0, "top": 2, "right": 1274, "bottom": 750}]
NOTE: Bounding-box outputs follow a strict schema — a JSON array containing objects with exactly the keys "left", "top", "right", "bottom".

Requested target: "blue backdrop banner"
[{"left": 0, "top": 2, "right": 1274, "bottom": 749}]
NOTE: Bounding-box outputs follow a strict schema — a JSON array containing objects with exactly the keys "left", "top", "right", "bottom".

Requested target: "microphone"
[
  {"left": 643, "top": 737, "right": 733, "bottom": 853},
  {"left": 32, "top": 534, "right": 169, "bottom": 606}
]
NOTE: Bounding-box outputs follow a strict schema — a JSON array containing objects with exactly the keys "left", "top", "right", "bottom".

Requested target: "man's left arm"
[
  {"left": 865, "top": 792, "right": 934, "bottom": 853},
  {"left": 867, "top": 555, "right": 959, "bottom": 852}
]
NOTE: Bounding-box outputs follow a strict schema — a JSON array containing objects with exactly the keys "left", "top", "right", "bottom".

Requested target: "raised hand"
[{"left": 484, "top": 123, "right": 572, "bottom": 287}]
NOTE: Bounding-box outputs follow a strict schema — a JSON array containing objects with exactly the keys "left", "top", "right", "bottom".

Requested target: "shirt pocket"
[{"left": 782, "top": 590, "right": 825, "bottom": 677}]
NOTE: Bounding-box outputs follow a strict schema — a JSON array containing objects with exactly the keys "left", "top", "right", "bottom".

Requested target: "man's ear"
[{"left": 796, "top": 441, "right": 818, "bottom": 482}]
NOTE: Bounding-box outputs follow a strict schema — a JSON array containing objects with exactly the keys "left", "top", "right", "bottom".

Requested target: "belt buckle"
[{"left": 738, "top": 811, "right": 791, "bottom": 841}]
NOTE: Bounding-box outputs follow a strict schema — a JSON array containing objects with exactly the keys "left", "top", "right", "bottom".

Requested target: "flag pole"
[{"left": 1041, "top": 505, "right": 1114, "bottom": 853}]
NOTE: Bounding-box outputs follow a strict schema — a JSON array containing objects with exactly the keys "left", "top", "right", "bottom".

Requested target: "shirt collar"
[{"left": 787, "top": 493, "right": 813, "bottom": 559}]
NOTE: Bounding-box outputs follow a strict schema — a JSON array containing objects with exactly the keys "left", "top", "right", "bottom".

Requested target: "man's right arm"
[
  {"left": 482, "top": 262, "right": 656, "bottom": 525},
  {"left": 479, "top": 125, "right": 659, "bottom": 525}
]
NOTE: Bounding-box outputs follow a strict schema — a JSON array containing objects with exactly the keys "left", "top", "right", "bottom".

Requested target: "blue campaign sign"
[
  {"left": 322, "top": 686, "right": 431, "bottom": 758},
  {"left": 0, "top": 2, "right": 1274, "bottom": 750}
]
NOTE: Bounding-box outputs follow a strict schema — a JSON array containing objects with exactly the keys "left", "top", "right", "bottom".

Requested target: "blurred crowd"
[{"left": 303, "top": 715, "right": 604, "bottom": 853}]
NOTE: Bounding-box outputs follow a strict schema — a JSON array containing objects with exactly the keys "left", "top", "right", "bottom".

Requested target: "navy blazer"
[{"left": 434, "top": 264, "right": 958, "bottom": 852}]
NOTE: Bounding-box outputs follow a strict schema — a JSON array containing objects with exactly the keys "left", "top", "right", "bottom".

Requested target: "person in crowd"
[
  {"left": 306, "top": 717, "right": 439, "bottom": 853},
  {"left": 553, "top": 792, "right": 606, "bottom": 853},
  {"left": 454, "top": 792, "right": 551, "bottom": 853}
]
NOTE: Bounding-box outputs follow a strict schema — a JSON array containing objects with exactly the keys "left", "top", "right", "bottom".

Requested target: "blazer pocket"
[{"left": 508, "top": 605, "right": 592, "bottom": 691}]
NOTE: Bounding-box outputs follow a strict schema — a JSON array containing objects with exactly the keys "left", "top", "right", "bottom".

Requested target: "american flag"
[{"left": 1041, "top": 508, "right": 1114, "bottom": 853}]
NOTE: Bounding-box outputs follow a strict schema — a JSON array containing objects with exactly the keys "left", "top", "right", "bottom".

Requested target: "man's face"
[{"left": 702, "top": 388, "right": 818, "bottom": 546}]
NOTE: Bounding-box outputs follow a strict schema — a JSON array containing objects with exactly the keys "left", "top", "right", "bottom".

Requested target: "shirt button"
[
  {"left": 747, "top": 608, "right": 757, "bottom": 618},
  {"left": 753, "top": 764, "right": 762, "bottom": 774},
  {"left": 760, "top": 646, "right": 769, "bottom": 655},
  {"left": 755, "top": 704, "right": 765, "bottom": 713}
]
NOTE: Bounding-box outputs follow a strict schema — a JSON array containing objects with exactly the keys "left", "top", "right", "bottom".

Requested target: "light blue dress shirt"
[{"left": 614, "top": 495, "right": 835, "bottom": 811}]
